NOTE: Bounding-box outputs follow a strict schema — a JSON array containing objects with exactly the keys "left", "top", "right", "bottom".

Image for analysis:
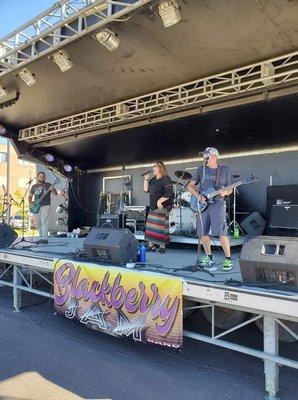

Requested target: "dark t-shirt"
[
  {"left": 192, "top": 165, "right": 232, "bottom": 202},
  {"left": 147, "top": 175, "right": 174, "bottom": 211},
  {"left": 29, "top": 182, "right": 52, "bottom": 206}
]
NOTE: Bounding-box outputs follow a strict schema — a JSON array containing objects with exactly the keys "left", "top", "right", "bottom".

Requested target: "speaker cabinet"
[
  {"left": 240, "top": 211, "right": 266, "bottom": 237},
  {"left": 83, "top": 227, "right": 139, "bottom": 265},
  {"left": 240, "top": 235, "right": 298, "bottom": 292},
  {"left": 0, "top": 223, "right": 18, "bottom": 248}
]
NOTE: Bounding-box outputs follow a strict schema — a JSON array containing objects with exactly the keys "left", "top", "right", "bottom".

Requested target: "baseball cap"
[{"left": 202, "top": 147, "right": 219, "bottom": 157}]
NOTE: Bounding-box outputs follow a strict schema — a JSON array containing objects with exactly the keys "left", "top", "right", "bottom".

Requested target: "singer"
[
  {"left": 28, "top": 171, "right": 57, "bottom": 244},
  {"left": 143, "top": 161, "right": 174, "bottom": 254},
  {"left": 188, "top": 147, "right": 233, "bottom": 271}
]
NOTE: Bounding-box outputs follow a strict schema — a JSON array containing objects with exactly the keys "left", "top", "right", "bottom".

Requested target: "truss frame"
[
  {"left": 18, "top": 51, "right": 298, "bottom": 144},
  {"left": 0, "top": 0, "right": 153, "bottom": 78}
]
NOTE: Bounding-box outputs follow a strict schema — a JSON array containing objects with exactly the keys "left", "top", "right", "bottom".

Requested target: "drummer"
[{"left": 143, "top": 161, "right": 174, "bottom": 254}]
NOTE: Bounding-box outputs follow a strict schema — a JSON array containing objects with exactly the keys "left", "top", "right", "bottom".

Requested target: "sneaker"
[
  {"left": 200, "top": 255, "right": 217, "bottom": 272},
  {"left": 223, "top": 258, "right": 233, "bottom": 271}
]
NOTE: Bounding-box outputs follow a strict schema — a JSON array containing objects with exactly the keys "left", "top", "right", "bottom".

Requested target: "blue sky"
[{"left": 0, "top": 0, "right": 54, "bottom": 38}]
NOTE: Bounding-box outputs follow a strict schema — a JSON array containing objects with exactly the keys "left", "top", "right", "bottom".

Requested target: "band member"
[
  {"left": 29, "top": 172, "right": 57, "bottom": 244},
  {"left": 144, "top": 161, "right": 174, "bottom": 254},
  {"left": 188, "top": 147, "right": 233, "bottom": 271}
]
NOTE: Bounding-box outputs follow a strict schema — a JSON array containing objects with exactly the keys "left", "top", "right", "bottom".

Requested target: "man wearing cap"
[{"left": 188, "top": 147, "right": 233, "bottom": 271}]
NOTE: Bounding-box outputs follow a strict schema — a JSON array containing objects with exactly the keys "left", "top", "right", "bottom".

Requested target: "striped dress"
[{"left": 145, "top": 209, "right": 170, "bottom": 246}]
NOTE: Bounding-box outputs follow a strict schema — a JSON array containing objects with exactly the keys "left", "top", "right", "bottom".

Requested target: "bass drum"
[{"left": 169, "top": 207, "right": 197, "bottom": 235}]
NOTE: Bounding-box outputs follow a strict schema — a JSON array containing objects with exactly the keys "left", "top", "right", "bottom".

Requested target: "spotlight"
[
  {"left": 158, "top": 0, "right": 181, "bottom": 28},
  {"left": 51, "top": 50, "right": 73, "bottom": 72},
  {"left": 0, "top": 85, "right": 7, "bottom": 99},
  {"left": 0, "top": 124, "right": 7, "bottom": 135},
  {"left": 64, "top": 164, "right": 73, "bottom": 173},
  {"left": 56, "top": 204, "right": 68, "bottom": 214},
  {"left": 56, "top": 217, "right": 67, "bottom": 228},
  {"left": 18, "top": 68, "right": 37, "bottom": 86},
  {"left": 44, "top": 153, "right": 55, "bottom": 162},
  {"left": 95, "top": 28, "right": 119, "bottom": 51}
]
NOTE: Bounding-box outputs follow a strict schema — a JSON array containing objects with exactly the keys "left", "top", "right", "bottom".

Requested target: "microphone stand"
[{"left": 12, "top": 180, "right": 35, "bottom": 247}]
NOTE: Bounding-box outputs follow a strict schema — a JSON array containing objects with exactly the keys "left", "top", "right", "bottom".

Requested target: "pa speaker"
[
  {"left": 0, "top": 223, "right": 18, "bottom": 248},
  {"left": 240, "top": 211, "right": 266, "bottom": 237},
  {"left": 83, "top": 227, "right": 139, "bottom": 265},
  {"left": 239, "top": 235, "right": 298, "bottom": 292}
]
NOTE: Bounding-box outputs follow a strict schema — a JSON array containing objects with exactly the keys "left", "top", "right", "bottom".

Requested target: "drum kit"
[{"left": 170, "top": 170, "right": 196, "bottom": 236}]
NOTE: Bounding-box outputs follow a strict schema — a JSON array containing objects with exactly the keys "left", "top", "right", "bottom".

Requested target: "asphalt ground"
[{"left": 0, "top": 286, "right": 297, "bottom": 400}]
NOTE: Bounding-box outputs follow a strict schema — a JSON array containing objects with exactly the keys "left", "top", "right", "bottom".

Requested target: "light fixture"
[
  {"left": 56, "top": 217, "right": 67, "bottom": 228},
  {"left": 63, "top": 164, "right": 73, "bottom": 173},
  {"left": 44, "top": 153, "right": 55, "bottom": 162},
  {"left": 0, "top": 124, "right": 7, "bottom": 135},
  {"left": 158, "top": 0, "right": 181, "bottom": 28},
  {"left": 0, "top": 85, "right": 8, "bottom": 99},
  {"left": 18, "top": 68, "right": 37, "bottom": 86},
  {"left": 56, "top": 204, "right": 68, "bottom": 214},
  {"left": 95, "top": 28, "right": 119, "bottom": 51},
  {"left": 51, "top": 50, "right": 73, "bottom": 72}
]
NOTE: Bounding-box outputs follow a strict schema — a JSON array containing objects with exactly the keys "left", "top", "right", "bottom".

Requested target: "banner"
[{"left": 53, "top": 260, "right": 183, "bottom": 348}]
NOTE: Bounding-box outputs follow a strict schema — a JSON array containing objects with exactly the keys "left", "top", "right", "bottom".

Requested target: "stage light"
[
  {"left": 56, "top": 217, "right": 67, "bottom": 227},
  {"left": 51, "top": 50, "right": 73, "bottom": 72},
  {"left": 0, "top": 124, "right": 7, "bottom": 135},
  {"left": 56, "top": 204, "right": 68, "bottom": 214},
  {"left": 0, "top": 85, "right": 8, "bottom": 99},
  {"left": 95, "top": 28, "right": 119, "bottom": 51},
  {"left": 63, "top": 164, "right": 73, "bottom": 173},
  {"left": 158, "top": 0, "right": 181, "bottom": 28},
  {"left": 44, "top": 153, "right": 55, "bottom": 162},
  {"left": 18, "top": 68, "right": 37, "bottom": 86}
]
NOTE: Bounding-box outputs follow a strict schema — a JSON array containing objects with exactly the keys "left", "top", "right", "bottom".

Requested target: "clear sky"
[{"left": 0, "top": 0, "right": 54, "bottom": 38}]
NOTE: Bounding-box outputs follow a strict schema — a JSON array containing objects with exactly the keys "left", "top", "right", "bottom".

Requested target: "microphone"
[
  {"left": 27, "top": 179, "right": 34, "bottom": 185},
  {"left": 141, "top": 170, "right": 150, "bottom": 177}
]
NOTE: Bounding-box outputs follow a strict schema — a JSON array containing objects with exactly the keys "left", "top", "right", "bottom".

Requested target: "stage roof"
[{"left": 1, "top": 0, "right": 298, "bottom": 132}]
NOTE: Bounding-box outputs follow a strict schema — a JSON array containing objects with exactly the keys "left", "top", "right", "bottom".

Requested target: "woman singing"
[{"left": 143, "top": 161, "right": 174, "bottom": 253}]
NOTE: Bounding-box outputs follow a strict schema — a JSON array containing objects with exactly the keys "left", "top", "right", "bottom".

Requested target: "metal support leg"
[
  {"left": 264, "top": 316, "right": 279, "bottom": 399},
  {"left": 13, "top": 265, "right": 22, "bottom": 312}
]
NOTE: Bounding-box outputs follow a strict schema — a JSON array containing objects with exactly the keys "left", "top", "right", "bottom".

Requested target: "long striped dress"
[{"left": 145, "top": 209, "right": 170, "bottom": 246}]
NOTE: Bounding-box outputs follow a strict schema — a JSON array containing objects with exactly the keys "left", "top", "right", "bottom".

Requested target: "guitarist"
[
  {"left": 188, "top": 147, "right": 233, "bottom": 271},
  {"left": 28, "top": 172, "right": 57, "bottom": 244}
]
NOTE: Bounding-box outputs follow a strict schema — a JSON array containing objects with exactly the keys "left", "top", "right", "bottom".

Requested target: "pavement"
[{"left": 0, "top": 287, "right": 297, "bottom": 400}]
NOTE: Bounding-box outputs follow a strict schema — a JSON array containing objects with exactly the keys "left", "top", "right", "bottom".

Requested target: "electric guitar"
[
  {"left": 190, "top": 175, "right": 258, "bottom": 213},
  {"left": 29, "top": 179, "right": 59, "bottom": 214}
]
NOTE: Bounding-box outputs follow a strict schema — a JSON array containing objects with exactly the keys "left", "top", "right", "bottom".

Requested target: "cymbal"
[{"left": 175, "top": 170, "right": 192, "bottom": 180}]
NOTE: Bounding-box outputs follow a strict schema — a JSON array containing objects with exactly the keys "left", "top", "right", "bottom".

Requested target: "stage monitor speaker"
[
  {"left": 83, "top": 227, "right": 139, "bottom": 265},
  {"left": 239, "top": 235, "right": 298, "bottom": 292},
  {"left": 240, "top": 211, "right": 266, "bottom": 237},
  {"left": 0, "top": 223, "right": 18, "bottom": 248}
]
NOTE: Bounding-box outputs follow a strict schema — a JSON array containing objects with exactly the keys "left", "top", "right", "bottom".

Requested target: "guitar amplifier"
[
  {"left": 269, "top": 204, "right": 298, "bottom": 230},
  {"left": 97, "top": 213, "right": 125, "bottom": 229}
]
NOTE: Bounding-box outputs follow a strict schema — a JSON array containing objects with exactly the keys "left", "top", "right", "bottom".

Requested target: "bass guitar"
[
  {"left": 190, "top": 175, "right": 258, "bottom": 213},
  {"left": 29, "top": 179, "right": 59, "bottom": 214}
]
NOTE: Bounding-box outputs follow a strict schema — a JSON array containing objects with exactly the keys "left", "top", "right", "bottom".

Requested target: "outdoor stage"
[{"left": 0, "top": 236, "right": 297, "bottom": 399}]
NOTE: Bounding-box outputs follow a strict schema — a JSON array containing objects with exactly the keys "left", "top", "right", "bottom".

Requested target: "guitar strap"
[{"left": 215, "top": 165, "right": 221, "bottom": 188}]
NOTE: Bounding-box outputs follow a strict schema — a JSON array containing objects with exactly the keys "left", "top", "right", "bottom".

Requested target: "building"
[{"left": 0, "top": 138, "right": 36, "bottom": 216}]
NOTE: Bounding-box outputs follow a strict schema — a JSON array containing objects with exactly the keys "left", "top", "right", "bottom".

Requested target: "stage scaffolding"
[{"left": 18, "top": 51, "right": 298, "bottom": 146}]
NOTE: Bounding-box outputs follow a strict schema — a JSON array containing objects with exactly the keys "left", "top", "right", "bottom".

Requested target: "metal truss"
[
  {"left": 0, "top": 0, "right": 153, "bottom": 78},
  {"left": 18, "top": 51, "right": 298, "bottom": 144}
]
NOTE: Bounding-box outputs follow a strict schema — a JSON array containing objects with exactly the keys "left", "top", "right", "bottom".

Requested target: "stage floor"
[{"left": 7, "top": 235, "right": 242, "bottom": 284}]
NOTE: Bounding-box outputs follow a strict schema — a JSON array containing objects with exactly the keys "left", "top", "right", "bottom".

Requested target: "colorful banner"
[{"left": 53, "top": 260, "right": 183, "bottom": 348}]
